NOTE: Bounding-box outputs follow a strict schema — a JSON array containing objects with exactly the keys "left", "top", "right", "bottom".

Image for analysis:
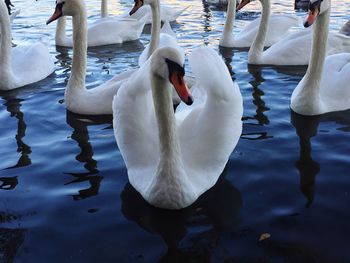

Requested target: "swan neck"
[
  {"left": 148, "top": 1, "right": 161, "bottom": 60},
  {"left": 303, "top": 9, "right": 330, "bottom": 90},
  {"left": 151, "top": 74, "right": 181, "bottom": 161},
  {"left": 0, "top": 1, "right": 13, "bottom": 77},
  {"left": 69, "top": 10, "right": 87, "bottom": 89},
  {"left": 55, "top": 17, "right": 67, "bottom": 44},
  {"left": 222, "top": 0, "right": 236, "bottom": 40},
  {"left": 248, "top": 0, "right": 270, "bottom": 63},
  {"left": 101, "top": 0, "right": 108, "bottom": 18}
]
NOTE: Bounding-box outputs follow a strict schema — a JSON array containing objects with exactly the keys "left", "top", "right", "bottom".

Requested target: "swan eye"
[
  {"left": 309, "top": 0, "right": 322, "bottom": 12},
  {"left": 165, "top": 59, "right": 185, "bottom": 79}
]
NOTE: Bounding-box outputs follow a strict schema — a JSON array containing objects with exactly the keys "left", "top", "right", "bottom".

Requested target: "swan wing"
[
  {"left": 113, "top": 66, "right": 159, "bottom": 192},
  {"left": 319, "top": 53, "right": 350, "bottom": 112},
  {"left": 177, "top": 47, "right": 243, "bottom": 194},
  {"left": 87, "top": 18, "right": 144, "bottom": 46},
  {"left": 11, "top": 43, "right": 55, "bottom": 87}
]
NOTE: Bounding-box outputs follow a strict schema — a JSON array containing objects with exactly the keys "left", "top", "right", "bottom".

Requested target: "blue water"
[{"left": 1, "top": 0, "right": 350, "bottom": 262}]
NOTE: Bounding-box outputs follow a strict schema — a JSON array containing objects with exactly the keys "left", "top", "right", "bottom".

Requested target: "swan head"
[
  {"left": 236, "top": 0, "right": 251, "bottom": 11},
  {"left": 129, "top": 0, "right": 154, "bottom": 15},
  {"left": 46, "top": 0, "right": 84, "bottom": 24},
  {"left": 150, "top": 47, "right": 193, "bottom": 105},
  {"left": 304, "top": 0, "right": 330, "bottom": 27}
]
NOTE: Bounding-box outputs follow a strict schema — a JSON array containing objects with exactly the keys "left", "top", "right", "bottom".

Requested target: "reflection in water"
[
  {"left": 291, "top": 111, "right": 321, "bottom": 207},
  {"left": 0, "top": 211, "right": 26, "bottom": 263},
  {"left": 0, "top": 93, "right": 32, "bottom": 175},
  {"left": 241, "top": 65, "right": 272, "bottom": 141},
  {"left": 121, "top": 167, "right": 242, "bottom": 262},
  {"left": 202, "top": 0, "right": 213, "bottom": 45},
  {"left": 291, "top": 109, "right": 350, "bottom": 207},
  {"left": 64, "top": 111, "right": 110, "bottom": 200},
  {"left": 219, "top": 46, "right": 235, "bottom": 77}
]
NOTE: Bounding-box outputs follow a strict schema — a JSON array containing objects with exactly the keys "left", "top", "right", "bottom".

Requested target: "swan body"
[
  {"left": 113, "top": 46, "right": 243, "bottom": 209},
  {"left": 54, "top": 15, "right": 145, "bottom": 47},
  {"left": 244, "top": 0, "right": 350, "bottom": 65},
  {"left": 47, "top": 0, "right": 134, "bottom": 114},
  {"left": 220, "top": 0, "right": 300, "bottom": 48},
  {"left": 291, "top": 0, "right": 350, "bottom": 115},
  {"left": 0, "top": 0, "right": 54, "bottom": 90},
  {"left": 125, "top": 5, "right": 188, "bottom": 25}
]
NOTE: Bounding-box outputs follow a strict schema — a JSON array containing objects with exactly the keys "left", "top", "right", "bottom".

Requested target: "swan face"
[
  {"left": 304, "top": 0, "right": 330, "bottom": 27},
  {"left": 46, "top": 0, "right": 84, "bottom": 24},
  {"left": 150, "top": 48, "right": 193, "bottom": 105},
  {"left": 236, "top": 0, "right": 251, "bottom": 11}
]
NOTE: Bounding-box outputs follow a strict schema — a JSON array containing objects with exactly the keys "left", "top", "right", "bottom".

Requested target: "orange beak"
[
  {"left": 304, "top": 9, "right": 319, "bottom": 27},
  {"left": 129, "top": 0, "right": 143, "bottom": 15},
  {"left": 46, "top": 3, "right": 63, "bottom": 25},
  {"left": 170, "top": 72, "right": 193, "bottom": 105},
  {"left": 236, "top": 0, "right": 250, "bottom": 12}
]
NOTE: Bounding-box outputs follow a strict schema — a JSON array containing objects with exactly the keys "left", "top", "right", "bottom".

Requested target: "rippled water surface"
[{"left": 1, "top": 0, "right": 350, "bottom": 262}]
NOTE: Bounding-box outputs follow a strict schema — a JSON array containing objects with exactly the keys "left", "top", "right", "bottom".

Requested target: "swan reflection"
[
  {"left": 121, "top": 167, "right": 242, "bottom": 261},
  {"left": 64, "top": 111, "right": 111, "bottom": 200},
  {"left": 241, "top": 65, "right": 272, "bottom": 141},
  {"left": 291, "top": 111, "right": 320, "bottom": 207}
]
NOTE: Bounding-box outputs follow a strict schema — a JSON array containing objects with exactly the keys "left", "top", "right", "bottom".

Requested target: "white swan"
[
  {"left": 0, "top": 0, "right": 54, "bottom": 90},
  {"left": 243, "top": 0, "right": 350, "bottom": 65},
  {"left": 291, "top": 0, "right": 350, "bottom": 115},
  {"left": 220, "top": 0, "right": 300, "bottom": 48},
  {"left": 47, "top": 0, "right": 135, "bottom": 115},
  {"left": 113, "top": 46, "right": 243, "bottom": 209},
  {"left": 129, "top": 0, "right": 179, "bottom": 66},
  {"left": 53, "top": 2, "right": 146, "bottom": 47},
  {"left": 124, "top": 4, "right": 188, "bottom": 25}
]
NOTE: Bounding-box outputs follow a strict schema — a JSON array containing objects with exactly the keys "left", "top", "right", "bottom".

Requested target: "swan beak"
[
  {"left": 236, "top": 0, "right": 250, "bottom": 12},
  {"left": 46, "top": 3, "right": 63, "bottom": 25},
  {"left": 304, "top": 9, "right": 319, "bottom": 27},
  {"left": 129, "top": 0, "right": 143, "bottom": 15},
  {"left": 170, "top": 73, "right": 193, "bottom": 106}
]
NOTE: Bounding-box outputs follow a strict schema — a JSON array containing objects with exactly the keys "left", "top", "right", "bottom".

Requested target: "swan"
[
  {"left": 129, "top": 0, "right": 180, "bottom": 66},
  {"left": 220, "top": 0, "right": 300, "bottom": 48},
  {"left": 0, "top": 0, "right": 54, "bottom": 90},
  {"left": 53, "top": 1, "right": 146, "bottom": 47},
  {"left": 291, "top": 0, "right": 350, "bottom": 115},
  {"left": 124, "top": 4, "right": 188, "bottom": 25},
  {"left": 113, "top": 46, "right": 243, "bottom": 209},
  {"left": 240, "top": 0, "right": 350, "bottom": 65},
  {"left": 47, "top": 0, "right": 135, "bottom": 115}
]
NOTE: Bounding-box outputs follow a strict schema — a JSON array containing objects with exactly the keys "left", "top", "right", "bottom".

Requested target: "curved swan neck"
[
  {"left": 0, "top": 1, "right": 14, "bottom": 84},
  {"left": 101, "top": 0, "right": 108, "bottom": 18},
  {"left": 148, "top": 1, "right": 161, "bottom": 60},
  {"left": 303, "top": 9, "right": 330, "bottom": 90},
  {"left": 248, "top": 0, "right": 270, "bottom": 64},
  {"left": 69, "top": 8, "right": 87, "bottom": 89},
  {"left": 55, "top": 17, "right": 67, "bottom": 44},
  {"left": 151, "top": 74, "right": 180, "bottom": 158},
  {"left": 221, "top": 0, "right": 236, "bottom": 43}
]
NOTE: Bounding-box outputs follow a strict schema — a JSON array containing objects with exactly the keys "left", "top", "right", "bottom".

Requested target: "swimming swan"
[
  {"left": 113, "top": 46, "right": 243, "bottom": 209},
  {"left": 129, "top": 0, "right": 180, "bottom": 66},
  {"left": 240, "top": 0, "right": 350, "bottom": 65},
  {"left": 53, "top": 0, "right": 146, "bottom": 47},
  {"left": 291, "top": 0, "right": 350, "bottom": 115},
  {"left": 0, "top": 0, "right": 54, "bottom": 90},
  {"left": 47, "top": 0, "right": 135, "bottom": 115},
  {"left": 220, "top": 0, "right": 300, "bottom": 48}
]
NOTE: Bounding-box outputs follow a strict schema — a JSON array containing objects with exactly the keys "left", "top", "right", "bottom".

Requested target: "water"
[{"left": 1, "top": 0, "right": 350, "bottom": 262}]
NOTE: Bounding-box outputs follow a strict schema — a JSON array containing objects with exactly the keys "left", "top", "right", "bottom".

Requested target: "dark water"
[{"left": 1, "top": 0, "right": 350, "bottom": 262}]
